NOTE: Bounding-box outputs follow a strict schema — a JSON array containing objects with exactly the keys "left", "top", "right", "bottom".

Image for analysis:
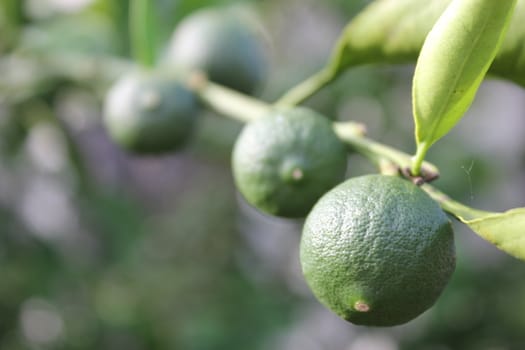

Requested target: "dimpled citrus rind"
[
  {"left": 232, "top": 107, "right": 347, "bottom": 218},
  {"left": 300, "top": 174, "right": 455, "bottom": 326},
  {"left": 104, "top": 70, "right": 199, "bottom": 154}
]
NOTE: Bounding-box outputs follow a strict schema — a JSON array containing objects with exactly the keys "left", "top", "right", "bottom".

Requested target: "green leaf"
[
  {"left": 279, "top": 0, "right": 525, "bottom": 107},
  {"left": 277, "top": 0, "right": 451, "bottom": 107},
  {"left": 423, "top": 184, "right": 525, "bottom": 261},
  {"left": 329, "top": 0, "right": 525, "bottom": 86},
  {"left": 466, "top": 209, "right": 525, "bottom": 261},
  {"left": 411, "top": 0, "right": 516, "bottom": 175},
  {"left": 329, "top": 0, "right": 451, "bottom": 74}
]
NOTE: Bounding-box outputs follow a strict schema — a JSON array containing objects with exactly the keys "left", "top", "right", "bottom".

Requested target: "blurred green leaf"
[
  {"left": 0, "top": 0, "right": 23, "bottom": 52},
  {"left": 330, "top": 0, "right": 449, "bottom": 72},
  {"left": 329, "top": 0, "right": 525, "bottom": 87},
  {"left": 18, "top": 14, "right": 120, "bottom": 55}
]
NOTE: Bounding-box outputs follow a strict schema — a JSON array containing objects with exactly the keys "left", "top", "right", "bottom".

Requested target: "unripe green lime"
[
  {"left": 164, "top": 7, "right": 268, "bottom": 94},
  {"left": 232, "top": 107, "right": 347, "bottom": 218},
  {"left": 103, "top": 70, "right": 199, "bottom": 154},
  {"left": 300, "top": 174, "right": 455, "bottom": 326}
]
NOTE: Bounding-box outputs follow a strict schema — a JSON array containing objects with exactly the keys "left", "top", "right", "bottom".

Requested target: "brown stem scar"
[
  {"left": 401, "top": 166, "right": 439, "bottom": 186},
  {"left": 292, "top": 168, "right": 304, "bottom": 180},
  {"left": 354, "top": 301, "right": 370, "bottom": 312}
]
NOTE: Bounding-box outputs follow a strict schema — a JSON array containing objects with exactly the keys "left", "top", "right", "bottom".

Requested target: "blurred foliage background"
[{"left": 1, "top": 0, "right": 525, "bottom": 349}]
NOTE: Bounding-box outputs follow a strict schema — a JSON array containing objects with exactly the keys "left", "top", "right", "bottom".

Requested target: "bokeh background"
[{"left": 1, "top": 0, "right": 525, "bottom": 349}]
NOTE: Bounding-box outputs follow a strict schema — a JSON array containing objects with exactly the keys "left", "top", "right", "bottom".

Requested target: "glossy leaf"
[
  {"left": 412, "top": 0, "right": 516, "bottom": 163},
  {"left": 423, "top": 185, "right": 525, "bottom": 261},
  {"left": 329, "top": 0, "right": 450, "bottom": 74},
  {"left": 277, "top": 0, "right": 452, "bottom": 107},
  {"left": 466, "top": 208, "right": 525, "bottom": 261},
  {"left": 328, "top": 0, "right": 525, "bottom": 87},
  {"left": 278, "top": 0, "right": 525, "bottom": 107}
]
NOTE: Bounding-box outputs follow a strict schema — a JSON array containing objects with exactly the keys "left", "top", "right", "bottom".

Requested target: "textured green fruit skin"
[
  {"left": 164, "top": 8, "right": 268, "bottom": 94},
  {"left": 104, "top": 70, "right": 199, "bottom": 154},
  {"left": 232, "top": 107, "right": 347, "bottom": 218},
  {"left": 300, "top": 174, "right": 455, "bottom": 326}
]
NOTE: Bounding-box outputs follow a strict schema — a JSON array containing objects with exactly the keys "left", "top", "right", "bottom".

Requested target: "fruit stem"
[
  {"left": 275, "top": 67, "right": 335, "bottom": 107},
  {"left": 129, "top": 0, "right": 157, "bottom": 68},
  {"left": 411, "top": 142, "right": 429, "bottom": 177},
  {"left": 333, "top": 122, "right": 439, "bottom": 180},
  {"left": 186, "top": 72, "right": 272, "bottom": 123},
  {"left": 421, "top": 184, "right": 493, "bottom": 221},
  {"left": 185, "top": 73, "right": 440, "bottom": 178}
]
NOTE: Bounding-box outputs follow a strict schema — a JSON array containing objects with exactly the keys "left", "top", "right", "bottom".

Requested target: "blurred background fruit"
[
  {"left": 103, "top": 70, "right": 199, "bottom": 154},
  {"left": 162, "top": 6, "right": 269, "bottom": 94}
]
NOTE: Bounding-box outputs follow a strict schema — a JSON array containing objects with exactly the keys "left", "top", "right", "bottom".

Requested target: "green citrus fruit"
[
  {"left": 103, "top": 70, "right": 199, "bottom": 154},
  {"left": 300, "top": 174, "right": 455, "bottom": 326},
  {"left": 232, "top": 107, "right": 347, "bottom": 218},
  {"left": 163, "top": 7, "right": 268, "bottom": 94}
]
